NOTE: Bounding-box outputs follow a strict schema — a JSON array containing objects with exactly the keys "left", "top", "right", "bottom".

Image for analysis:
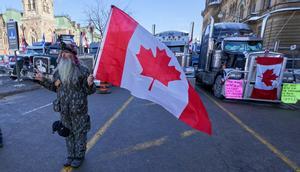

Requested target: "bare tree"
[
  {"left": 85, "top": 0, "right": 132, "bottom": 39},
  {"left": 85, "top": 0, "right": 110, "bottom": 39}
]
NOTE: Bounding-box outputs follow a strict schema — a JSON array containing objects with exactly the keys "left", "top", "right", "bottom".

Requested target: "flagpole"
[{"left": 93, "top": 6, "right": 113, "bottom": 76}]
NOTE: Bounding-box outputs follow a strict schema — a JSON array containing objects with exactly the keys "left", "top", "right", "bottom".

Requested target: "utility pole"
[{"left": 152, "top": 24, "right": 156, "bottom": 35}]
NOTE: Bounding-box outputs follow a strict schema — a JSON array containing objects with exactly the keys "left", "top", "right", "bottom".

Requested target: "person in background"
[{"left": 35, "top": 42, "right": 96, "bottom": 168}]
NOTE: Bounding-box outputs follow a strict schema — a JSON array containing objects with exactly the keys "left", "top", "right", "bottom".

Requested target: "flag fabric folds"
[
  {"left": 93, "top": 6, "right": 212, "bottom": 135},
  {"left": 251, "top": 57, "right": 284, "bottom": 100}
]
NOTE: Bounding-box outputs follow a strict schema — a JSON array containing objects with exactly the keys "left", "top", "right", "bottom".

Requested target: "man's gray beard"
[{"left": 57, "top": 58, "right": 74, "bottom": 85}]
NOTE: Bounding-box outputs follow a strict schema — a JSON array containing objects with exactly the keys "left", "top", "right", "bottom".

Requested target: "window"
[
  {"left": 257, "top": 25, "right": 262, "bottom": 38},
  {"left": 43, "top": 0, "right": 50, "bottom": 13},
  {"left": 250, "top": 0, "right": 256, "bottom": 13},
  {"left": 32, "top": 0, "right": 36, "bottom": 10},
  {"left": 31, "top": 36, "right": 35, "bottom": 43},
  {"left": 264, "top": 0, "right": 272, "bottom": 9},
  {"left": 28, "top": 0, "right": 31, "bottom": 10},
  {"left": 239, "top": 5, "right": 244, "bottom": 21},
  {"left": 28, "top": 0, "right": 36, "bottom": 10},
  {"left": 224, "top": 41, "right": 263, "bottom": 53}
]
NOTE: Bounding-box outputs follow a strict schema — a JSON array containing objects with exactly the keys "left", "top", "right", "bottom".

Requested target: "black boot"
[
  {"left": 70, "top": 157, "right": 84, "bottom": 168},
  {"left": 63, "top": 157, "right": 73, "bottom": 167}
]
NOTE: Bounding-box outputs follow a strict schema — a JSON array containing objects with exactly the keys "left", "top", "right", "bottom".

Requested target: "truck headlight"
[
  {"left": 295, "top": 76, "right": 300, "bottom": 83},
  {"left": 282, "top": 76, "right": 294, "bottom": 83},
  {"left": 184, "top": 67, "right": 195, "bottom": 74},
  {"left": 228, "top": 72, "right": 242, "bottom": 79}
]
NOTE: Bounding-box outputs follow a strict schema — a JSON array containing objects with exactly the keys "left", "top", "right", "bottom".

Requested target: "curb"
[{"left": 0, "top": 85, "right": 42, "bottom": 99}]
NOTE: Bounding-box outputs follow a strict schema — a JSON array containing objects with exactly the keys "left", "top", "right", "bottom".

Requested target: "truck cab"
[{"left": 197, "top": 22, "right": 258, "bottom": 86}]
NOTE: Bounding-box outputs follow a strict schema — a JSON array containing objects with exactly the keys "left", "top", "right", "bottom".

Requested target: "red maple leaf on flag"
[
  {"left": 261, "top": 69, "right": 278, "bottom": 86},
  {"left": 136, "top": 46, "right": 181, "bottom": 91}
]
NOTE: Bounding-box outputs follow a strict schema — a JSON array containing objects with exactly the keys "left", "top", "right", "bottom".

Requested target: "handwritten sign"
[
  {"left": 281, "top": 83, "right": 300, "bottom": 104},
  {"left": 225, "top": 80, "right": 244, "bottom": 99}
]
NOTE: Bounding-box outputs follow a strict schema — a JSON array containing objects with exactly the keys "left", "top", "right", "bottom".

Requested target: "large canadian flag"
[
  {"left": 251, "top": 57, "right": 284, "bottom": 100},
  {"left": 94, "top": 6, "right": 212, "bottom": 135}
]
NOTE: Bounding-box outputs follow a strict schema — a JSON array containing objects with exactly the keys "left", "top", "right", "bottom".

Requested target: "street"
[
  {"left": 0, "top": 84, "right": 299, "bottom": 172},
  {"left": 0, "top": 0, "right": 300, "bottom": 171}
]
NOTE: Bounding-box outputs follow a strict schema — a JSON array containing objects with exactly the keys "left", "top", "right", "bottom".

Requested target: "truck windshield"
[
  {"left": 26, "top": 48, "right": 44, "bottom": 54},
  {"left": 224, "top": 41, "right": 263, "bottom": 53},
  {"left": 48, "top": 48, "right": 59, "bottom": 55}
]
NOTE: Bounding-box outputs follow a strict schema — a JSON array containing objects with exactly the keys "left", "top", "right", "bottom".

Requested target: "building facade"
[
  {"left": 0, "top": 0, "right": 98, "bottom": 55},
  {"left": 202, "top": 0, "right": 300, "bottom": 57},
  {"left": 55, "top": 15, "right": 81, "bottom": 44},
  {"left": 21, "top": 0, "right": 55, "bottom": 45}
]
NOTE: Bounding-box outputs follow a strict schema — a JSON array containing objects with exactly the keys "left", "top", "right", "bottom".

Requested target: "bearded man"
[{"left": 35, "top": 42, "right": 96, "bottom": 168}]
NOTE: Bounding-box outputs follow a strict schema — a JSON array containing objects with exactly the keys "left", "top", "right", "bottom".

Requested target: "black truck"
[{"left": 196, "top": 18, "right": 288, "bottom": 102}]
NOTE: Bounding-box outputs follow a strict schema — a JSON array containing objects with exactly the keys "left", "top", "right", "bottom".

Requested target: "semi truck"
[{"left": 196, "top": 18, "right": 288, "bottom": 102}]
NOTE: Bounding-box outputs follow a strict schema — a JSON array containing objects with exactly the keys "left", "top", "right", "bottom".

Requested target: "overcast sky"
[{"left": 0, "top": 0, "right": 205, "bottom": 39}]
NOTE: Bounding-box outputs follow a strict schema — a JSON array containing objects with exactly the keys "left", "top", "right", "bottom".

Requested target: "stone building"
[
  {"left": 0, "top": 0, "right": 98, "bottom": 54},
  {"left": 21, "top": 0, "right": 55, "bottom": 45},
  {"left": 202, "top": 0, "right": 300, "bottom": 56},
  {"left": 55, "top": 15, "right": 81, "bottom": 44}
]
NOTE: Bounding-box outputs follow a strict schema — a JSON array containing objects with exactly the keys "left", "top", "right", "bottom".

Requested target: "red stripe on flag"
[
  {"left": 251, "top": 87, "right": 278, "bottom": 100},
  {"left": 256, "top": 57, "right": 283, "bottom": 65},
  {"left": 95, "top": 6, "right": 138, "bottom": 86},
  {"left": 179, "top": 83, "right": 212, "bottom": 135}
]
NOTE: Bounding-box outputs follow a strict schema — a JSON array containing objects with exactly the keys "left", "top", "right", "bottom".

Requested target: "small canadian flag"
[
  {"left": 93, "top": 6, "right": 212, "bottom": 135},
  {"left": 251, "top": 57, "right": 284, "bottom": 100}
]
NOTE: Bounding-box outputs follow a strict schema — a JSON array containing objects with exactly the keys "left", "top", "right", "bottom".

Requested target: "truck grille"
[{"left": 33, "top": 56, "right": 50, "bottom": 73}]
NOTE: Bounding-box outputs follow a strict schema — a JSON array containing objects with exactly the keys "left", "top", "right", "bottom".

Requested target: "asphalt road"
[{"left": 0, "top": 85, "right": 299, "bottom": 172}]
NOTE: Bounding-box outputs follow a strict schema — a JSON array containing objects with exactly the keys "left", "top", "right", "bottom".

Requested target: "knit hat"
[
  {"left": 59, "top": 41, "right": 80, "bottom": 65},
  {"left": 61, "top": 41, "right": 78, "bottom": 55}
]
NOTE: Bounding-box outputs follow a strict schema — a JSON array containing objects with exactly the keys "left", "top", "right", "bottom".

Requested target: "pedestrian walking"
[{"left": 35, "top": 42, "right": 96, "bottom": 168}]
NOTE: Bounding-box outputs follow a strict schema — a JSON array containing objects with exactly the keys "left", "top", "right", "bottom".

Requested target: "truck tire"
[
  {"left": 213, "top": 75, "right": 224, "bottom": 99},
  {"left": 9, "top": 76, "right": 17, "bottom": 80}
]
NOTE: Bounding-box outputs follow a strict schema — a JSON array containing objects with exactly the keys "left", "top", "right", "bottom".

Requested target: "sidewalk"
[{"left": 0, "top": 75, "right": 41, "bottom": 99}]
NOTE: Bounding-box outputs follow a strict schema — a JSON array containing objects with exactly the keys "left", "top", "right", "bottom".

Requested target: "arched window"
[
  {"left": 264, "top": 0, "right": 272, "bottom": 9},
  {"left": 32, "top": 0, "right": 36, "bottom": 10},
  {"left": 239, "top": 5, "right": 244, "bottom": 21},
  {"left": 29, "top": 29, "right": 37, "bottom": 44},
  {"left": 43, "top": 0, "right": 49, "bottom": 13},
  {"left": 250, "top": 0, "right": 256, "bottom": 13},
  {"left": 28, "top": 0, "right": 31, "bottom": 11}
]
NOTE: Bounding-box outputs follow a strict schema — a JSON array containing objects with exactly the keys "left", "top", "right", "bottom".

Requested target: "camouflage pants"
[{"left": 61, "top": 112, "right": 91, "bottom": 159}]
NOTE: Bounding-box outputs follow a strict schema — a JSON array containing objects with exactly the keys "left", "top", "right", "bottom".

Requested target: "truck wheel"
[
  {"left": 213, "top": 75, "right": 224, "bottom": 99},
  {"left": 9, "top": 76, "right": 17, "bottom": 80}
]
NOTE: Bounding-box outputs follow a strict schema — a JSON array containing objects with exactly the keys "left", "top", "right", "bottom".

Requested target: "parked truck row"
[
  {"left": 195, "top": 17, "right": 299, "bottom": 102},
  {"left": 1, "top": 34, "right": 99, "bottom": 81}
]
